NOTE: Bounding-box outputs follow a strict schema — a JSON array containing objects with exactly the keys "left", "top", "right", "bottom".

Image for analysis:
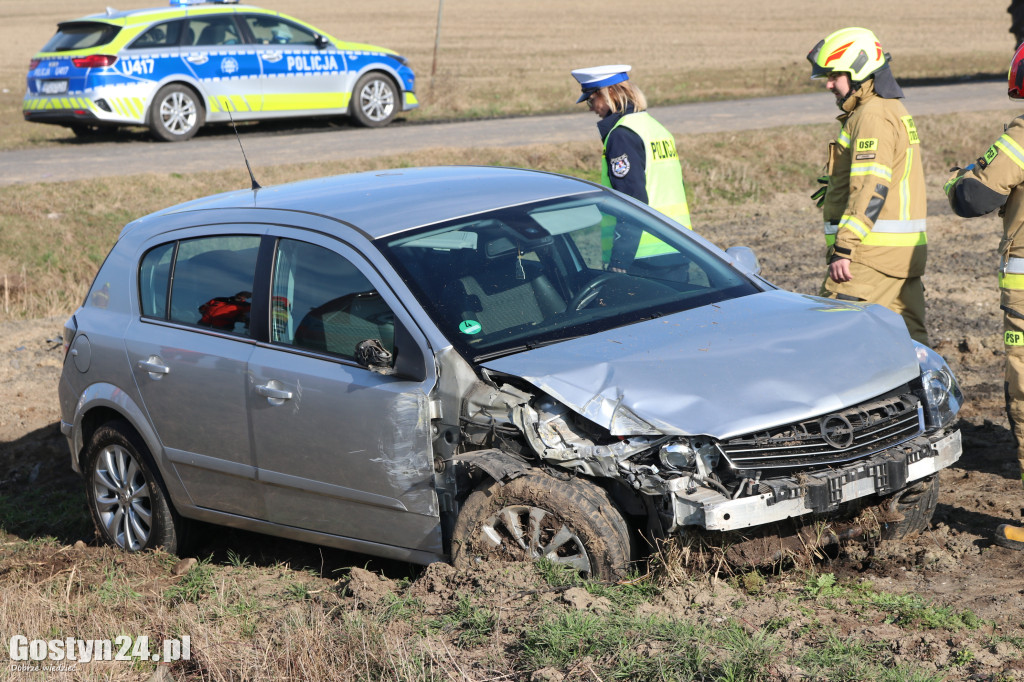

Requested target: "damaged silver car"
[{"left": 59, "top": 166, "right": 963, "bottom": 578}]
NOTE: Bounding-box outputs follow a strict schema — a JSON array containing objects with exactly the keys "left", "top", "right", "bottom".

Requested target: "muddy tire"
[
  {"left": 84, "top": 420, "right": 184, "bottom": 553},
  {"left": 880, "top": 475, "right": 940, "bottom": 539},
  {"left": 451, "top": 469, "right": 633, "bottom": 580}
]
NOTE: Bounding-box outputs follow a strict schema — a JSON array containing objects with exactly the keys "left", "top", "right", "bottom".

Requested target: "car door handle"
[
  {"left": 137, "top": 358, "right": 170, "bottom": 379},
  {"left": 256, "top": 383, "right": 293, "bottom": 402},
  {"left": 187, "top": 54, "right": 208, "bottom": 65}
]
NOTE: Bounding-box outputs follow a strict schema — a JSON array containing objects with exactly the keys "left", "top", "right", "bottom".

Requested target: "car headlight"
[
  {"left": 913, "top": 343, "right": 964, "bottom": 430},
  {"left": 659, "top": 441, "right": 696, "bottom": 471}
]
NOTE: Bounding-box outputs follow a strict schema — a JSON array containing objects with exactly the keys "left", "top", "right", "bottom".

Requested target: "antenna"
[{"left": 224, "top": 101, "right": 261, "bottom": 191}]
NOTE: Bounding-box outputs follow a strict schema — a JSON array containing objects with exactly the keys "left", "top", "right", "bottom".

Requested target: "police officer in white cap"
[{"left": 572, "top": 65, "right": 692, "bottom": 236}]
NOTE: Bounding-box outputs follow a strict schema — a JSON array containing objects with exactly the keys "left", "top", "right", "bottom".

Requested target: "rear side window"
[
  {"left": 139, "top": 242, "right": 175, "bottom": 318},
  {"left": 129, "top": 21, "right": 184, "bottom": 49},
  {"left": 271, "top": 239, "right": 395, "bottom": 362},
  {"left": 42, "top": 22, "right": 121, "bottom": 52},
  {"left": 139, "top": 236, "right": 260, "bottom": 336},
  {"left": 187, "top": 16, "right": 243, "bottom": 46}
]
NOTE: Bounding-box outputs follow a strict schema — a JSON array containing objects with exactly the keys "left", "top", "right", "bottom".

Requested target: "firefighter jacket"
[
  {"left": 599, "top": 109, "right": 691, "bottom": 229},
  {"left": 821, "top": 79, "right": 927, "bottom": 278},
  {"left": 945, "top": 116, "right": 1024, "bottom": 291}
]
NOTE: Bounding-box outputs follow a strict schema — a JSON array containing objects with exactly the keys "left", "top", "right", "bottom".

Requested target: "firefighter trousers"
[
  {"left": 820, "top": 260, "right": 929, "bottom": 347},
  {"left": 1002, "top": 288, "right": 1024, "bottom": 485}
]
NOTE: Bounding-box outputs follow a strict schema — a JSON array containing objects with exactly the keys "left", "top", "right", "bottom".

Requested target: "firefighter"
[
  {"left": 944, "top": 42, "right": 1024, "bottom": 551},
  {"left": 807, "top": 28, "right": 929, "bottom": 346}
]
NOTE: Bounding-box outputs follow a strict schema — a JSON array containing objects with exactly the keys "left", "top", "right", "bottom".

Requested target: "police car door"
[
  {"left": 181, "top": 14, "right": 262, "bottom": 116},
  {"left": 241, "top": 15, "right": 347, "bottom": 116}
]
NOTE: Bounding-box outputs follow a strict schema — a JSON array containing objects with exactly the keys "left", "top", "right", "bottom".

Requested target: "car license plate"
[{"left": 38, "top": 80, "right": 68, "bottom": 95}]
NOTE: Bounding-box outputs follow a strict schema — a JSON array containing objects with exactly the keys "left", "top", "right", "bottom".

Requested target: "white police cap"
[{"left": 571, "top": 65, "right": 631, "bottom": 102}]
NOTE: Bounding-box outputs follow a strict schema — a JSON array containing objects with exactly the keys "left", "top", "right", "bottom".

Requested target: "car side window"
[
  {"left": 139, "top": 236, "right": 260, "bottom": 335},
  {"left": 128, "top": 21, "right": 183, "bottom": 49},
  {"left": 243, "top": 16, "right": 318, "bottom": 45},
  {"left": 271, "top": 239, "right": 395, "bottom": 363},
  {"left": 138, "top": 242, "right": 175, "bottom": 318},
  {"left": 188, "top": 16, "right": 243, "bottom": 46}
]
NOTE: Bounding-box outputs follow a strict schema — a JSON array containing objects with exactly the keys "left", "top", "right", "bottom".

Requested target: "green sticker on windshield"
[{"left": 459, "top": 320, "right": 482, "bottom": 335}]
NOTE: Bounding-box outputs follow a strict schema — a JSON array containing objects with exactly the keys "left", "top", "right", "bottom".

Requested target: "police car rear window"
[{"left": 42, "top": 22, "right": 121, "bottom": 52}]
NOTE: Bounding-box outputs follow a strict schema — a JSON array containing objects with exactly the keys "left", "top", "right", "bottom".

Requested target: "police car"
[{"left": 23, "top": 0, "right": 417, "bottom": 141}]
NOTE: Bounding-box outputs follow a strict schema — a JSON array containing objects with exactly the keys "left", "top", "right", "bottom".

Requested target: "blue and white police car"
[{"left": 23, "top": 0, "right": 417, "bottom": 141}]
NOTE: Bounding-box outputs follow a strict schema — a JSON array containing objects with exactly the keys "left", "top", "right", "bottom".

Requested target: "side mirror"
[
  {"left": 725, "top": 246, "right": 761, "bottom": 276},
  {"left": 393, "top": 317, "right": 427, "bottom": 381},
  {"left": 354, "top": 318, "right": 427, "bottom": 382}
]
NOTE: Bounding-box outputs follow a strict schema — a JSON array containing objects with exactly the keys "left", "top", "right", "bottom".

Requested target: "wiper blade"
[{"left": 474, "top": 334, "right": 586, "bottom": 363}]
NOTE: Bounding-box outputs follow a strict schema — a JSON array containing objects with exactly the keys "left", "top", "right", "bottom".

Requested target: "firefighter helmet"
[
  {"left": 1009, "top": 41, "right": 1024, "bottom": 99},
  {"left": 808, "top": 27, "right": 886, "bottom": 81}
]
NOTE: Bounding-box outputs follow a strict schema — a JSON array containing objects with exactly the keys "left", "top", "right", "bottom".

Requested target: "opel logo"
[{"left": 820, "top": 414, "right": 854, "bottom": 449}]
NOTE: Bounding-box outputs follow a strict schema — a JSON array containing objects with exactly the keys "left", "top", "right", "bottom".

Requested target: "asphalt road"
[{"left": 1, "top": 80, "right": 1019, "bottom": 187}]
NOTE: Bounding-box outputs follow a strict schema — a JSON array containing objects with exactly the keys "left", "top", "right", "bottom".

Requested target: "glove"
[
  {"left": 943, "top": 165, "right": 974, "bottom": 196},
  {"left": 810, "top": 175, "right": 828, "bottom": 209}
]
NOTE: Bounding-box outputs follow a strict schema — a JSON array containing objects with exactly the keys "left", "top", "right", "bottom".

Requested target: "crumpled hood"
[{"left": 481, "top": 290, "right": 921, "bottom": 439}]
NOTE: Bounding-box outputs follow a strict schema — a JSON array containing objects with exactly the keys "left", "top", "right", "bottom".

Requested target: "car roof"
[
  {"left": 69, "top": 3, "right": 272, "bottom": 24},
  {"left": 125, "top": 166, "right": 603, "bottom": 240}
]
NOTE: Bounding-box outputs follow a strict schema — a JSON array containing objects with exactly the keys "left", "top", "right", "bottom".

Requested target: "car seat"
[{"left": 442, "top": 235, "right": 564, "bottom": 336}]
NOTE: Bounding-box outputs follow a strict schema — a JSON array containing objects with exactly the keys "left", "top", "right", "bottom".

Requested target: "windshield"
[
  {"left": 378, "top": 192, "right": 760, "bottom": 361},
  {"left": 43, "top": 22, "right": 121, "bottom": 52}
]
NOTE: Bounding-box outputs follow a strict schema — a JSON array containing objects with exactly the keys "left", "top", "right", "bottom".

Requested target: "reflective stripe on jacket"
[
  {"left": 602, "top": 111, "right": 691, "bottom": 230},
  {"left": 945, "top": 116, "right": 1024, "bottom": 289},
  {"left": 820, "top": 79, "right": 927, "bottom": 278}
]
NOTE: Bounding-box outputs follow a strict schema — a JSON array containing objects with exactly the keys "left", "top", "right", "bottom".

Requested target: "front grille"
[{"left": 718, "top": 392, "right": 924, "bottom": 472}]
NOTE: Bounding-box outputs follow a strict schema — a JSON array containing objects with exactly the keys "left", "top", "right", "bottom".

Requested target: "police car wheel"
[
  {"left": 149, "top": 84, "right": 205, "bottom": 142},
  {"left": 351, "top": 72, "right": 398, "bottom": 127}
]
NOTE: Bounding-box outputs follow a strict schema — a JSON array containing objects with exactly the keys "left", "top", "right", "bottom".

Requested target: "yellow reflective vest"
[
  {"left": 821, "top": 80, "right": 927, "bottom": 278},
  {"left": 601, "top": 112, "right": 691, "bottom": 230}
]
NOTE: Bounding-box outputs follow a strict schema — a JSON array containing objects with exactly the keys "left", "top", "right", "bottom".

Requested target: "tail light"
[
  {"left": 62, "top": 315, "right": 77, "bottom": 359},
  {"left": 29, "top": 59, "right": 40, "bottom": 70},
  {"left": 72, "top": 55, "right": 117, "bottom": 68}
]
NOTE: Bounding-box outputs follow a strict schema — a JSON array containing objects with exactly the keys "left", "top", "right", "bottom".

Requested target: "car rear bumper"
[{"left": 668, "top": 429, "right": 962, "bottom": 532}]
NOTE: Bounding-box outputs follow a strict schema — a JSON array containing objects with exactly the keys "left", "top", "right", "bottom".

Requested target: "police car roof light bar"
[{"left": 170, "top": 0, "right": 240, "bottom": 6}]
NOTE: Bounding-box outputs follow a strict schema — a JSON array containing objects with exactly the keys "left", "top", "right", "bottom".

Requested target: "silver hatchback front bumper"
[{"left": 667, "top": 429, "right": 962, "bottom": 532}]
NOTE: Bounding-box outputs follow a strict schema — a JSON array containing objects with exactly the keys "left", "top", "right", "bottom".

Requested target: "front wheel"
[
  {"left": 84, "top": 421, "right": 183, "bottom": 552},
  {"left": 350, "top": 72, "right": 398, "bottom": 127},
  {"left": 148, "top": 84, "right": 204, "bottom": 142},
  {"left": 880, "top": 475, "right": 940, "bottom": 539},
  {"left": 451, "top": 469, "right": 634, "bottom": 580}
]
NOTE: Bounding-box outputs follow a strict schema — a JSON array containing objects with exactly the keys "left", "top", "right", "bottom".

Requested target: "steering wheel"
[{"left": 568, "top": 273, "right": 619, "bottom": 311}]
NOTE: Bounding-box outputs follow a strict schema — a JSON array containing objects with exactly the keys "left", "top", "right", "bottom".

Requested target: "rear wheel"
[
  {"left": 451, "top": 469, "right": 633, "bottom": 580},
  {"left": 84, "top": 420, "right": 183, "bottom": 553},
  {"left": 880, "top": 475, "right": 940, "bottom": 539},
  {"left": 149, "top": 84, "right": 204, "bottom": 142},
  {"left": 350, "top": 72, "right": 398, "bottom": 127}
]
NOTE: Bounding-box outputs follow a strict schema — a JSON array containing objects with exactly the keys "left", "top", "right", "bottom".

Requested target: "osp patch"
[
  {"left": 855, "top": 138, "right": 878, "bottom": 153},
  {"left": 610, "top": 154, "right": 630, "bottom": 178}
]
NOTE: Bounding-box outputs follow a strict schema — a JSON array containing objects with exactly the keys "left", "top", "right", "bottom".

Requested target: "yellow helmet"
[{"left": 807, "top": 27, "right": 886, "bottom": 81}]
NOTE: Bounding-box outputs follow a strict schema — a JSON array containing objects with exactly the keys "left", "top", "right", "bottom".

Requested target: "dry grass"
[
  {"left": 0, "top": 108, "right": 1015, "bottom": 320},
  {"left": 0, "top": 0, "right": 1013, "bottom": 149}
]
